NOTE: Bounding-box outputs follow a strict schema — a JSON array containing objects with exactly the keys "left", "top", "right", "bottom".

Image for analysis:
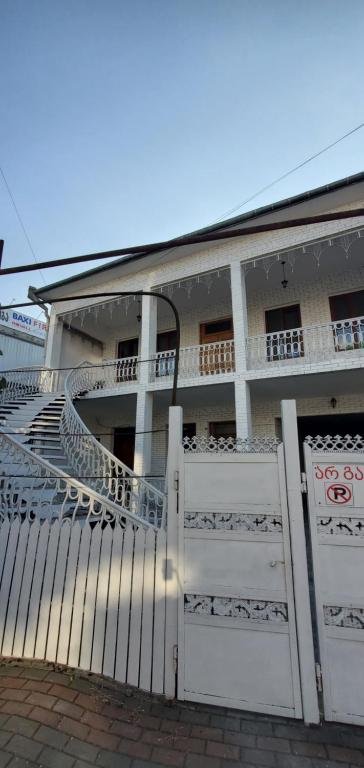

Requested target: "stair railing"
[
  {"left": 0, "top": 429, "right": 153, "bottom": 528},
  {"left": 0, "top": 367, "right": 58, "bottom": 404},
  {"left": 61, "top": 362, "right": 166, "bottom": 528}
]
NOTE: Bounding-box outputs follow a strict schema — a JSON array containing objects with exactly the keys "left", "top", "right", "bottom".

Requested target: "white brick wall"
[{"left": 252, "top": 393, "right": 364, "bottom": 437}]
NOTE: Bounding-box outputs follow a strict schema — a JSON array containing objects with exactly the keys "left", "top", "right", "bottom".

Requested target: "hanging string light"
[{"left": 281, "top": 260, "right": 288, "bottom": 289}]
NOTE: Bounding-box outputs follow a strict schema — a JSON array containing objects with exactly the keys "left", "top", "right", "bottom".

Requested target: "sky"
[{"left": 1, "top": 0, "right": 364, "bottom": 319}]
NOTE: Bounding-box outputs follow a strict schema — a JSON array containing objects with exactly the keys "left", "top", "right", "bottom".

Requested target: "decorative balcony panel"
[
  {"left": 150, "top": 339, "right": 235, "bottom": 382},
  {"left": 246, "top": 315, "right": 364, "bottom": 371}
]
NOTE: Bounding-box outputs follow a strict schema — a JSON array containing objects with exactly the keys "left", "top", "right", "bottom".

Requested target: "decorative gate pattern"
[
  {"left": 0, "top": 517, "right": 168, "bottom": 694},
  {"left": 305, "top": 436, "right": 364, "bottom": 725},
  {"left": 178, "top": 435, "right": 310, "bottom": 719}
]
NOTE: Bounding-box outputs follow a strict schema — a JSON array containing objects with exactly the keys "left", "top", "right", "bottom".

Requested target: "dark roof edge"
[{"left": 34, "top": 170, "right": 364, "bottom": 297}]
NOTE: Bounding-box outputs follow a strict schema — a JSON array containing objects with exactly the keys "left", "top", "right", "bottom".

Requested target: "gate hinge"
[
  {"left": 315, "top": 662, "right": 323, "bottom": 693},
  {"left": 173, "top": 644, "right": 178, "bottom": 673},
  {"left": 300, "top": 472, "right": 308, "bottom": 494},
  {"left": 174, "top": 470, "right": 179, "bottom": 492}
]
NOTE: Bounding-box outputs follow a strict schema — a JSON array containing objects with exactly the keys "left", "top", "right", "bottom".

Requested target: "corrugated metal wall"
[{"left": 0, "top": 332, "right": 45, "bottom": 370}]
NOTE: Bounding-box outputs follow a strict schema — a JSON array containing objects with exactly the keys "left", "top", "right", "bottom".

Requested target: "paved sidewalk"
[{"left": 0, "top": 662, "right": 364, "bottom": 767}]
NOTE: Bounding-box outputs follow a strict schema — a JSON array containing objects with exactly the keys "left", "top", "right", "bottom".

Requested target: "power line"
[
  {"left": 0, "top": 164, "right": 46, "bottom": 284},
  {"left": 211, "top": 121, "right": 364, "bottom": 225}
]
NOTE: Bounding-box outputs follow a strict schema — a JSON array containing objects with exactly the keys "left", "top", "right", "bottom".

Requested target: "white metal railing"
[
  {"left": 61, "top": 363, "right": 166, "bottom": 527},
  {"left": 0, "top": 429, "right": 152, "bottom": 527},
  {"left": 0, "top": 367, "right": 58, "bottom": 404},
  {"left": 246, "top": 315, "right": 364, "bottom": 370},
  {"left": 151, "top": 339, "right": 235, "bottom": 381}
]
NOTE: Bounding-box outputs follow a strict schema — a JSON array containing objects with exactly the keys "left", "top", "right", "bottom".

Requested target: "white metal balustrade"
[
  {"left": 246, "top": 315, "right": 364, "bottom": 370},
  {"left": 151, "top": 339, "right": 235, "bottom": 381},
  {"left": 0, "top": 367, "right": 58, "bottom": 403}
]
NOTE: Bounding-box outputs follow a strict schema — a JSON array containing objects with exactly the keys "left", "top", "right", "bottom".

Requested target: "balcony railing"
[
  {"left": 246, "top": 315, "right": 364, "bottom": 370},
  {"left": 151, "top": 339, "right": 235, "bottom": 382}
]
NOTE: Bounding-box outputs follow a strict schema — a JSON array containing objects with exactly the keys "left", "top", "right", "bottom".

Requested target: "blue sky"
[{"left": 1, "top": 0, "right": 364, "bottom": 318}]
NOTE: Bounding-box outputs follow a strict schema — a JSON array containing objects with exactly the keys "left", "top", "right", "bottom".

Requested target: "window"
[
  {"left": 116, "top": 337, "right": 138, "bottom": 381},
  {"left": 156, "top": 330, "right": 177, "bottom": 377},
  {"left": 199, "top": 317, "right": 235, "bottom": 375},
  {"left": 330, "top": 291, "right": 364, "bottom": 351},
  {"left": 209, "top": 420, "right": 236, "bottom": 439},
  {"left": 265, "top": 305, "right": 303, "bottom": 362},
  {"left": 183, "top": 423, "right": 196, "bottom": 439}
]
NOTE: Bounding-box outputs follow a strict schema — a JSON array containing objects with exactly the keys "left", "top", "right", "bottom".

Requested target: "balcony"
[
  {"left": 83, "top": 339, "right": 236, "bottom": 396},
  {"left": 246, "top": 315, "right": 364, "bottom": 374},
  {"left": 150, "top": 339, "right": 235, "bottom": 383}
]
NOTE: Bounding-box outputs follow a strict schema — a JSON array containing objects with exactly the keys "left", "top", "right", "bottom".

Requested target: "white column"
[
  {"left": 234, "top": 380, "right": 252, "bottom": 439},
  {"left": 165, "top": 405, "right": 183, "bottom": 697},
  {"left": 44, "top": 309, "right": 64, "bottom": 390},
  {"left": 230, "top": 261, "right": 252, "bottom": 438},
  {"left": 281, "top": 399, "right": 319, "bottom": 724},
  {"left": 133, "top": 294, "right": 157, "bottom": 476}
]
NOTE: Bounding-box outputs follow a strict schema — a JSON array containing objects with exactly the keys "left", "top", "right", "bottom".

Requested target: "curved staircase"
[{"left": 0, "top": 364, "right": 166, "bottom": 529}]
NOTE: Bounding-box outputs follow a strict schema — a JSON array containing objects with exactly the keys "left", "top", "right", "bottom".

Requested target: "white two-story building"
[{"left": 31, "top": 172, "right": 364, "bottom": 480}]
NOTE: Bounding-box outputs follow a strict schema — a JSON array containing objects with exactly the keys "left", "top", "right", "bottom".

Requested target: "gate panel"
[
  {"left": 178, "top": 445, "right": 304, "bottom": 718},
  {"left": 305, "top": 439, "right": 364, "bottom": 725}
]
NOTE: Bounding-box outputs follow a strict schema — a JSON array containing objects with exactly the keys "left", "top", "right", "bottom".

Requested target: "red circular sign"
[{"left": 326, "top": 483, "right": 352, "bottom": 504}]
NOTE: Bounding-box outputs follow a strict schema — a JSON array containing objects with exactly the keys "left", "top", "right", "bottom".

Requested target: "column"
[
  {"left": 133, "top": 294, "right": 157, "bottom": 476},
  {"left": 44, "top": 309, "right": 64, "bottom": 390},
  {"left": 230, "top": 261, "right": 252, "bottom": 438}
]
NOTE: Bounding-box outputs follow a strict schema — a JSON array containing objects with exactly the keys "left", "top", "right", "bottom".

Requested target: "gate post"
[
  {"left": 164, "top": 406, "right": 183, "bottom": 698},
  {"left": 281, "top": 400, "right": 319, "bottom": 724}
]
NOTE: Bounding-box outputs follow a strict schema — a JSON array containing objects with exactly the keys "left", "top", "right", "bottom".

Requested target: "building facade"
[
  {"left": 33, "top": 172, "right": 364, "bottom": 479},
  {"left": 0, "top": 309, "right": 47, "bottom": 370}
]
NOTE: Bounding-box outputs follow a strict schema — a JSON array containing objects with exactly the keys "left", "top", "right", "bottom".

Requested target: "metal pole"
[{"left": 0, "top": 291, "right": 181, "bottom": 406}]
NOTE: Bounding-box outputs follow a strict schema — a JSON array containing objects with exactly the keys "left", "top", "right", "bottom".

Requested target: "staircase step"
[{"left": 28, "top": 436, "right": 61, "bottom": 443}]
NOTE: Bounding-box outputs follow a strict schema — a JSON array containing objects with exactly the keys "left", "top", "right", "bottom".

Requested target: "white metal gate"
[
  {"left": 305, "top": 436, "right": 364, "bottom": 725},
  {"left": 177, "top": 403, "right": 318, "bottom": 722}
]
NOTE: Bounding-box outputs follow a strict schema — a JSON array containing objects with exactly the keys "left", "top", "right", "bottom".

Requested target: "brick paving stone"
[
  {"left": 0, "top": 681, "right": 24, "bottom": 692},
  {"left": 24, "top": 692, "right": 57, "bottom": 709},
  {"left": 19, "top": 669, "right": 48, "bottom": 681},
  {"left": 210, "top": 714, "right": 240, "bottom": 732},
  {"left": 119, "top": 738, "right": 152, "bottom": 760},
  {"left": 0, "top": 669, "right": 22, "bottom": 679},
  {"left": 97, "top": 747, "right": 132, "bottom": 767},
  {"left": 38, "top": 745, "right": 75, "bottom": 768},
  {"left": 29, "top": 705, "right": 61, "bottom": 728},
  {"left": 81, "top": 711, "right": 111, "bottom": 732},
  {"left": 161, "top": 720, "right": 191, "bottom": 737},
  {"left": 0, "top": 752, "right": 11, "bottom": 768},
  {"left": 58, "top": 715, "right": 90, "bottom": 741},
  {"left": 0, "top": 718, "right": 8, "bottom": 730},
  {"left": 257, "top": 734, "right": 291, "bottom": 752},
  {"left": 48, "top": 683, "right": 78, "bottom": 702},
  {"left": 3, "top": 716, "right": 38, "bottom": 738},
  {"left": 86, "top": 728, "right": 120, "bottom": 751},
  {"left": 185, "top": 755, "right": 221, "bottom": 768},
  {"left": 191, "top": 725, "right": 223, "bottom": 741},
  {"left": 151, "top": 746, "right": 185, "bottom": 767},
  {"left": 0, "top": 704, "right": 32, "bottom": 719},
  {"left": 44, "top": 671, "right": 73, "bottom": 686},
  {"left": 292, "top": 741, "right": 328, "bottom": 758},
  {"left": 23, "top": 680, "right": 51, "bottom": 694},
  {"left": 7, "top": 760, "right": 40, "bottom": 768},
  {"left": 241, "top": 746, "right": 277, "bottom": 766},
  {"left": 74, "top": 761, "right": 95, "bottom": 768},
  {"left": 33, "top": 723, "right": 69, "bottom": 750},
  {"left": 71, "top": 679, "right": 99, "bottom": 695},
  {"left": 65, "top": 736, "right": 99, "bottom": 763},
  {"left": 5, "top": 734, "right": 43, "bottom": 761},
  {"left": 223, "top": 730, "right": 256, "bottom": 748},
  {"left": 54, "top": 698, "right": 85, "bottom": 719},
  {"left": 179, "top": 710, "right": 210, "bottom": 726},
  {"left": 75, "top": 692, "right": 100, "bottom": 712},
  {"left": 206, "top": 741, "right": 239, "bottom": 760},
  {"left": 0, "top": 734, "right": 10, "bottom": 750},
  {"left": 327, "top": 744, "right": 364, "bottom": 764},
  {"left": 0, "top": 692, "right": 27, "bottom": 704},
  {"left": 109, "top": 720, "right": 141, "bottom": 740}
]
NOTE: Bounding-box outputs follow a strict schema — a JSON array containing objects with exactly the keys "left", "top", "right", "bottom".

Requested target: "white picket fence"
[{"left": 0, "top": 517, "right": 169, "bottom": 694}]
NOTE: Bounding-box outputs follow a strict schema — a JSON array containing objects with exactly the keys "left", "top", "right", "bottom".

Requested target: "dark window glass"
[
  {"left": 265, "top": 305, "right": 303, "bottom": 362},
  {"left": 183, "top": 423, "right": 196, "bottom": 439},
  {"left": 204, "top": 318, "right": 233, "bottom": 336},
  {"left": 209, "top": 420, "right": 236, "bottom": 439},
  {"left": 330, "top": 290, "right": 364, "bottom": 321},
  {"left": 157, "top": 330, "right": 177, "bottom": 351},
  {"left": 265, "top": 305, "right": 301, "bottom": 333},
  {"left": 117, "top": 337, "right": 139, "bottom": 358}
]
